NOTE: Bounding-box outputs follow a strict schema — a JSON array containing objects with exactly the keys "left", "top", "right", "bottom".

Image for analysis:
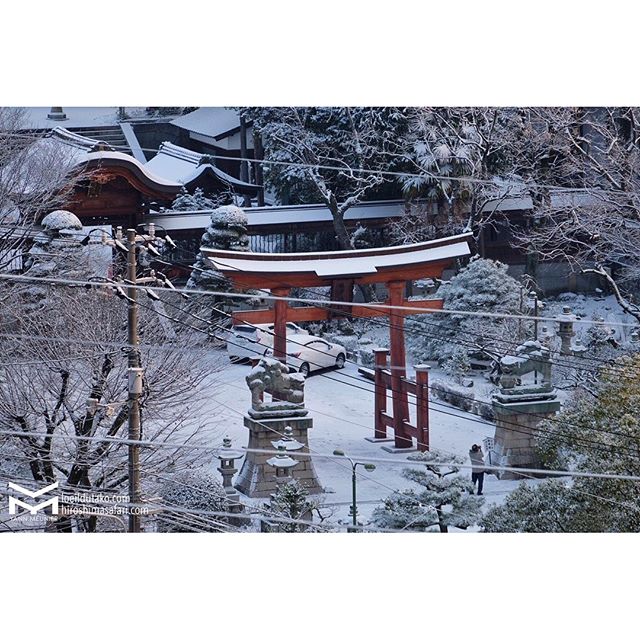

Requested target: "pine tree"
[
  {"left": 370, "top": 451, "right": 483, "bottom": 532},
  {"left": 407, "top": 257, "right": 523, "bottom": 368},
  {"left": 263, "top": 480, "right": 315, "bottom": 532},
  {"left": 187, "top": 204, "right": 250, "bottom": 290},
  {"left": 481, "top": 480, "right": 579, "bottom": 533},
  {"left": 21, "top": 209, "right": 86, "bottom": 310}
]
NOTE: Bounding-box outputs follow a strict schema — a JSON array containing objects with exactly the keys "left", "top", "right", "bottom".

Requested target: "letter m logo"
[{"left": 8, "top": 482, "right": 59, "bottom": 515}]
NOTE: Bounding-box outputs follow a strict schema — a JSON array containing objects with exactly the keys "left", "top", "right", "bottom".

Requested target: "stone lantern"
[
  {"left": 556, "top": 306, "right": 577, "bottom": 355},
  {"left": 216, "top": 437, "right": 245, "bottom": 522},
  {"left": 270, "top": 426, "right": 304, "bottom": 453},
  {"left": 266, "top": 444, "right": 299, "bottom": 485},
  {"left": 572, "top": 337, "right": 588, "bottom": 358}
]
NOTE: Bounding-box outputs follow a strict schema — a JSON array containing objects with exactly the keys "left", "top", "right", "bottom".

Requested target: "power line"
[
  {"left": 146, "top": 286, "right": 640, "bottom": 452},
  {"left": 1, "top": 288, "right": 636, "bottom": 460},
  {"left": 3, "top": 128, "right": 638, "bottom": 199},
  {"left": 1, "top": 271, "right": 637, "bottom": 328},
  {"left": 2, "top": 289, "right": 637, "bottom": 458},
  {"left": 150, "top": 238, "right": 639, "bottom": 379},
  {"left": 1, "top": 427, "right": 639, "bottom": 481}
]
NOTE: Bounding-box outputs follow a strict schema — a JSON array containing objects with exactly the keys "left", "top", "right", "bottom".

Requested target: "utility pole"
[
  {"left": 100, "top": 225, "right": 177, "bottom": 532},
  {"left": 126, "top": 228, "right": 143, "bottom": 533}
]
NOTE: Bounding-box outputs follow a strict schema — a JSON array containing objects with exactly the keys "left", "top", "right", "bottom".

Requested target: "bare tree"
[
  {"left": 0, "top": 108, "right": 80, "bottom": 274},
  {"left": 513, "top": 108, "right": 640, "bottom": 322},
  {"left": 0, "top": 277, "right": 223, "bottom": 532}
]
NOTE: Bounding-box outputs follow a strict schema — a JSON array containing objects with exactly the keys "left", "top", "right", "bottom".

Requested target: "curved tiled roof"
[{"left": 145, "top": 142, "right": 260, "bottom": 194}]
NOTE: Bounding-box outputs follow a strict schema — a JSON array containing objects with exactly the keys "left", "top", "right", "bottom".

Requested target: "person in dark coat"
[{"left": 469, "top": 444, "right": 485, "bottom": 495}]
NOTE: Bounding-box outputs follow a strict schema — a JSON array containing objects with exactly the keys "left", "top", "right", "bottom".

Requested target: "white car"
[
  {"left": 265, "top": 335, "right": 347, "bottom": 377},
  {"left": 227, "top": 322, "right": 308, "bottom": 362}
]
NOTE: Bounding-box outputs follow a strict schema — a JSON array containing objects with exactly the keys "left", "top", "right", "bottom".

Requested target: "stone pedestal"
[
  {"left": 492, "top": 395, "right": 561, "bottom": 479},
  {"left": 236, "top": 415, "right": 322, "bottom": 498}
]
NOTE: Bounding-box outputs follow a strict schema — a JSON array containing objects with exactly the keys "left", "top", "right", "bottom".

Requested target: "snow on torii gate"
[{"left": 203, "top": 233, "right": 472, "bottom": 451}]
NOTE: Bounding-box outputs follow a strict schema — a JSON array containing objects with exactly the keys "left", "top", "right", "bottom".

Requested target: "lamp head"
[{"left": 333, "top": 449, "right": 345, "bottom": 457}]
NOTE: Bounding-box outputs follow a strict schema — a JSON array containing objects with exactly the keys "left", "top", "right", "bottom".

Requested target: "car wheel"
[
  {"left": 299, "top": 362, "right": 311, "bottom": 378},
  {"left": 335, "top": 353, "right": 346, "bottom": 369}
]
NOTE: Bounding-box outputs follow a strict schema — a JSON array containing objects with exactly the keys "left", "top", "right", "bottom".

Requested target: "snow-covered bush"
[
  {"left": 407, "top": 257, "right": 523, "bottom": 368},
  {"left": 481, "top": 480, "right": 579, "bottom": 532},
  {"left": 351, "top": 223, "right": 376, "bottom": 249},
  {"left": 170, "top": 187, "right": 223, "bottom": 212},
  {"left": 430, "top": 380, "right": 495, "bottom": 420},
  {"left": 157, "top": 468, "right": 229, "bottom": 533},
  {"left": 441, "top": 349, "right": 471, "bottom": 383},
  {"left": 430, "top": 380, "right": 474, "bottom": 412},
  {"left": 323, "top": 333, "right": 359, "bottom": 354},
  {"left": 370, "top": 451, "right": 483, "bottom": 532}
]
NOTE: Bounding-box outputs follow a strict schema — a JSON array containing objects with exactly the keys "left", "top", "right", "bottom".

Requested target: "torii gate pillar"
[
  {"left": 387, "top": 280, "right": 412, "bottom": 449},
  {"left": 272, "top": 287, "right": 290, "bottom": 364}
]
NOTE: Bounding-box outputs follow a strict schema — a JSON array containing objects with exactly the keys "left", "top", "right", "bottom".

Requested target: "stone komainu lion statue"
[{"left": 246, "top": 358, "right": 306, "bottom": 415}]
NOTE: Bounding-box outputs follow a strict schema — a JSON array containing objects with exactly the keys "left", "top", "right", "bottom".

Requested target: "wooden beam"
[
  {"left": 232, "top": 298, "right": 444, "bottom": 325},
  {"left": 232, "top": 306, "right": 329, "bottom": 325}
]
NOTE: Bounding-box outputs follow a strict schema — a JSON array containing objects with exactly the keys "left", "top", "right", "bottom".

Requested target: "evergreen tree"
[
  {"left": 170, "top": 187, "right": 223, "bottom": 212},
  {"left": 242, "top": 107, "right": 410, "bottom": 249},
  {"left": 21, "top": 209, "right": 86, "bottom": 310},
  {"left": 187, "top": 204, "right": 250, "bottom": 291},
  {"left": 370, "top": 451, "right": 483, "bottom": 532},
  {"left": 263, "top": 480, "right": 315, "bottom": 532},
  {"left": 407, "top": 257, "right": 523, "bottom": 370},
  {"left": 481, "top": 480, "right": 579, "bottom": 533}
]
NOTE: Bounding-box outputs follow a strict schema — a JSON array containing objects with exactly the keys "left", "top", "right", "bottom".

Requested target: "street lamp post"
[{"left": 333, "top": 450, "right": 375, "bottom": 532}]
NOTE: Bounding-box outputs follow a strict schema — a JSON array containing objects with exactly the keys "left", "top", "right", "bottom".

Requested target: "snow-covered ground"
[
  {"left": 203, "top": 359, "right": 501, "bottom": 525},
  {"left": 199, "top": 292, "right": 634, "bottom": 528}
]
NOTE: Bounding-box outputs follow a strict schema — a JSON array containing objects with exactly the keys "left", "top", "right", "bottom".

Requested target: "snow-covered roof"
[
  {"left": 145, "top": 142, "right": 258, "bottom": 191},
  {"left": 204, "top": 234, "right": 472, "bottom": 279},
  {"left": 147, "top": 199, "right": 407, "bottom": 232},
  {"left": 170, "top": 108, "right": 242, "bottom": 140},
  {"left": 13, "top": 128, "right": 182, "bottom": 192}
]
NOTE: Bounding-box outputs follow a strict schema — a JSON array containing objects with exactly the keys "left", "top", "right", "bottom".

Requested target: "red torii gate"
[{"left": 204, "top": 233, "right": 472, "bottom": 451}]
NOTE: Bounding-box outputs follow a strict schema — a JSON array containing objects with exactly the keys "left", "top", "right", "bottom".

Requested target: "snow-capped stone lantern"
[
  {"left": 216, "top": 437, "right": 245, "bottom": 523},
  {"left": 217, "top": 437, "right": 243, "bottom": 491},
  {"left": 572, "top": 337, "right": 588, "bottom": 358},
  {"left": 270, "top": 426, "right": 304, "bottom": 453},
  {"left": 556, "top": 306, "right": 577, "bottom": 355},
  {"left": 266, "top": 444, "right": 299, "bottom": 485}
]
